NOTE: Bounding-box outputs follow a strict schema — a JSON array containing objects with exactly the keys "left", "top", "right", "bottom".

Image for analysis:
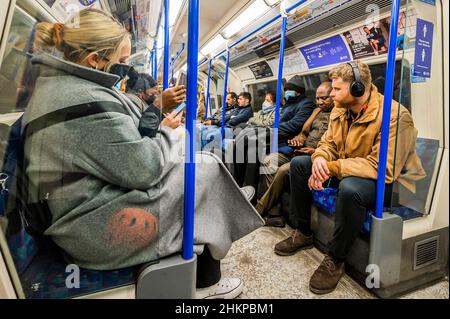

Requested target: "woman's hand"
[{"left": 161, "top": 111, "right": 181, "bottom": 129}]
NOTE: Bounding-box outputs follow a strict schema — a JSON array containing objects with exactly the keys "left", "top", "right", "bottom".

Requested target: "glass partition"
[{"left": 387, "top": 0, "right": 441, "bottom": 218}]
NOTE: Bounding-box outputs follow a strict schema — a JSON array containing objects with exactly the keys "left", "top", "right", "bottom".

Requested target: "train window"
[
  {"left": 0, "top": 7, "right": 37, "bottom": 114},
  {"left": 369, "top": 60, "right": 411, "bottom": 112},
  {"left": 248, "top": 80, "right": 279, "bottom": 111}
]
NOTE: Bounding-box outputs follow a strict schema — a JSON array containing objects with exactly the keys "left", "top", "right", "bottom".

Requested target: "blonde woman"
[{"left": 24, "top": 9, "right": 263, "bottom": 298}]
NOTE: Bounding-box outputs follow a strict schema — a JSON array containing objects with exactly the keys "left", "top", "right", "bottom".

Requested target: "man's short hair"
[
  {"left": 329, "top": 62, "right": 372, "bottom": 91},
  {"left": 227, "top": 92, "right": 238, "bottom": 101},
  {"left": 239, "top": 92, "right": 252, "bottom": 103}
]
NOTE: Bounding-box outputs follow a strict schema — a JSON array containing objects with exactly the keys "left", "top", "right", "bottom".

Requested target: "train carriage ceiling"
[{"left": 36, "top": 0, "right": 406, "bottom": 75}]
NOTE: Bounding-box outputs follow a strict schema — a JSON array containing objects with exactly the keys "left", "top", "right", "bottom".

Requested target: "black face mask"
[
  {"left": 109, "top": 63, "right": 133, "bottom": 80},
  {"left": 144, "top": 95, "right": 156, "bottom": 105}
]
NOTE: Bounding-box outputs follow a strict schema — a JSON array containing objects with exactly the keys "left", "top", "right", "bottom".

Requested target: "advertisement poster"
[
  {"left": 248, "top": 61, "right": 274, "bottom": 79},
  {"left": 413, "top": 19, "right": 434, "bottom": 78},
  {"left": 299, "top": 35, "right": 351, "bottom": 69},
  {"left": 46, "top": 0, "right": 100, "bottom": 20},
  {"left": 343, "top": 8, "right": 418, "bottom": 59},
  {"left": 266, "top": 49, "right": 308, "bottom": 75},
  {"left": 231, "top": 0, "right": 352, "bottom": 59}
]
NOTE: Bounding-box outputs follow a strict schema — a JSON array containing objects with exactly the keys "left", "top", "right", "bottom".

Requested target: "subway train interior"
[{"left": 0, "top": 0, "right": 448, "bottom": 301}]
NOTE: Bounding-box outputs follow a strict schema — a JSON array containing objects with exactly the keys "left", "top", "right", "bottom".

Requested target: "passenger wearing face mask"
[
  {"left": 246, "top": 91, "right": 277, "bottom": 127},
  {"left": 229, "top": 78, "right": 315, "bottom": 192},
  {"left": 257, "top": 81, "right": 335, "bottom": 226},
  {"left": 277, "top": 76, "right": 316, "bottom": 145},
  {"left": 23, "top": 9, "right": 263, "bottom": 299}
]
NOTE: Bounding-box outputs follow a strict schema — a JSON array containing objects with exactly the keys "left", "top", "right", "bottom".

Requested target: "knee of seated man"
[
  {"left": 290, "top": 155, "right": 311, "bottom": 172},
  {"left": 106, "top": 208, "right": 158, "bottom": 250},
  {"left": 338, "top": 178, "right": 363, "bottom": 199}
]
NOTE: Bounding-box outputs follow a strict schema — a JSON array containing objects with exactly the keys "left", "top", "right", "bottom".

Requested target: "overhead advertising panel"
[
  {"left": 248, "top": 61, "right": 274, "bottom": 79},
  {"left": 343, "top": 8, "right": 418, "bottom": 60},
  {"left": 299, "top": 35, "right": 351, "bottom": 69}
]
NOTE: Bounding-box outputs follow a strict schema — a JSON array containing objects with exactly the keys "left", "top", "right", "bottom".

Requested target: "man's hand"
[
  {"left": 288, "top": 135, "right": 303, "bottom": 147},
  {"left": 312, "top": 157, "right": 330, "bottom": 182},
  {"left": 308, "top": 175, "right": 324, "bottom": 191},
  {"left": 161, "top": 86, "right": 186, "bottom": 111},
  {"left": 161, "top": 111, "right": 181, "bottom": 129}
]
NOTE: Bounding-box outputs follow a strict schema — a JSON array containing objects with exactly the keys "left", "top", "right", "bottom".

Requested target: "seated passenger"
[
  {"left": 246, "top": 91, "right": 276, "bottom": 128},
  {"left": 203, "top": 92, "right": 238, "bottom": 126},
  {"left": 25, "top": 9, "right": 263, "bottom": 299},
  {"left": 125, "top": 71, "right": 160, "bottom": 112},
  {"left": 225, "top": 92, "right": 253, "bottom": 128},
  {"left": 202, "top": 92, "right": 253, "bottom": 151},
  {"left": 230, "top": 77, "right": 315, "bottom": 190},
  {"left": 256, "top": 81, "right": 334, "bottom": 226},
  {"left": 275, "top": 62, "right": 425, "bottom": 294},
  {"left": 197, "top": 93, "right": 206, "bottom": 122}
]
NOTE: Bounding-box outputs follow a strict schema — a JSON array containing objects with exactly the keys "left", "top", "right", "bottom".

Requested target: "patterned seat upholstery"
[{"left": 6, "top": 228, "right": 140, "bottom": 299}]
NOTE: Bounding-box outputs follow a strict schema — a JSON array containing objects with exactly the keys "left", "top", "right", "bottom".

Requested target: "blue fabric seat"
[
  {"left": 312, "top": 188, "right": 424, "bottom": 234},
  {"left": 6, "top": 228, "right": 140, "bottom": 299},
  {"left": 311, "top": 137, "right": 439, "bottom": 234}
]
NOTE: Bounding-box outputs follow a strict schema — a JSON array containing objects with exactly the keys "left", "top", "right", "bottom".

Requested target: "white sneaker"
[
  {"left": 196, "top": 277, "right": 243, "bottom": 299},
  {"left": 240, "top": 186, "right": 255, "bottom": 202}
]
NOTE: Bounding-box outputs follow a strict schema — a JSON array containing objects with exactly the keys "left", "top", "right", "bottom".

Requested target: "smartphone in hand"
[{"left": 174, "top": 102, "right": 186, "bottom": 116}]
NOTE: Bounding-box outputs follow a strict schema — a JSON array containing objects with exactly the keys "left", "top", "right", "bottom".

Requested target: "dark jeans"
[
  {"left": 231, "top": 127, "right": 271, "bottom": 190},
  {"left": 289, "top": 155, "right": 393, "bottom": 262},
  {"left": 196, "top": 246, "right": 221, "bottom": 288}
]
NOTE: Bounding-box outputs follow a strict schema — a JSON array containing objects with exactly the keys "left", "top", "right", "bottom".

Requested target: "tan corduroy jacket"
[{"left": 311, "top": 85, "right": 426, "bottom": 193}]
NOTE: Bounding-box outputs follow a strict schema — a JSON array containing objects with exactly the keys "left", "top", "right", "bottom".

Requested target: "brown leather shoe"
[
  {"left": 274, "top": 229, "right": 313, "bottom": 256},
  {"left": 264, "top": 216, "right": 286, "bottom": 227},
  {"left": 309, "top": 255, "right": 345, "bottom": 295}
]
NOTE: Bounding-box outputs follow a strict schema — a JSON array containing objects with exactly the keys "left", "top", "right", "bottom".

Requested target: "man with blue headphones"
[{"left": 275, "top": 61, "right": 425, "bottom": 295}]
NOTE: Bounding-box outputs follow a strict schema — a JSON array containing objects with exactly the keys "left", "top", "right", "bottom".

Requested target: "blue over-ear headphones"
[{"left": 347, "top": 61, "right": 365, "bottom": 97}]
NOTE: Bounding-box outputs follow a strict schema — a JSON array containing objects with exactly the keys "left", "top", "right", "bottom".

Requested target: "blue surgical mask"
[
  {"left": 261, "top": 101, "right": 275, "bottom": 114},
  {"left": 114, "top": 80, "right": 122, "bottom": 91},
  {"left": 284, "top": 90, "right": 296, "bottom": 101}
]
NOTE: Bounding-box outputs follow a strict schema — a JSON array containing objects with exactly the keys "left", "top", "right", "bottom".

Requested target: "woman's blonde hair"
[{"left": 35, "top": 8, "right": 130, "bottom": 71}]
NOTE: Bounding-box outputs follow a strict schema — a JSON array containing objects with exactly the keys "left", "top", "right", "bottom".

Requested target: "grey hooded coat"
[{"left": 22, "top": 53, "right": 264, "bottom": 270}]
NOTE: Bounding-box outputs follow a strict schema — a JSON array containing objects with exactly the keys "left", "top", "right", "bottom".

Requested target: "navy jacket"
[
  {"left": 210, "top": 103, "right": 238, "bottom": 126},
  {"left": 226, "top": 105, "right": 253, "bottom": 127},
  {"left": 278, "top": 95, "right": 316, "bottom": 138}
]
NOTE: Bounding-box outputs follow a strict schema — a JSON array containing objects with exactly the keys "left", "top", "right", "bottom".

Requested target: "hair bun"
[{"left": 35, "top": 22, "right": 57, "bottom": 48}]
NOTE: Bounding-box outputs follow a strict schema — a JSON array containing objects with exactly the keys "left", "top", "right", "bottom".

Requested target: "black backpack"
[{"left": 1, "top": 115, "right": 52, "bottom": 239}]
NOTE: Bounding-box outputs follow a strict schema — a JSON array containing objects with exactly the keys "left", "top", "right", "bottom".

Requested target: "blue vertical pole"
[
  {"left": 163, "top": 0, "right": 170, "bottom": 90},
  {"left": 272, "top": 16, "right": 287, "bottom": 153},
  {"left": 205, "top": 59, "right": 213, "bottom": 120},
  {"left": 182, "top": 0, "right": 199, "bottom": 260},
  {"left": 221, "top": 50, "right": 230, "bottom": 146},
  {"left": 375, "top": 0, "right": 401, "bottom": 219}
]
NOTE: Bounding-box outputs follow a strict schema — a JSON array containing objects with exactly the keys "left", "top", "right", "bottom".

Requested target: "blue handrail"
[
  {"left": 163, "top": 0, "right": 170, "bottom": 90},
  {"left": 212, "top": 0, "right": 308, "bottom": 60},
  {"left": 205, "top": 59, "right": 213, "bottom": 120},
  {"left": 375, "top": 0, "right": 401, "bottom": 219},
  {"left": 221, "top": 50, "right": 230, "bottom": 146},
  {"left": 272, "top": 15, "right": 287, "bottom": 153},
  {"left": 182, "top": 0, "right": 199, "bottom": 260}
]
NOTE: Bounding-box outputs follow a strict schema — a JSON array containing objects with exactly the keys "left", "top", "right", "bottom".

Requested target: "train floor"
[{"left": 221, "top": 225, "right": 449, "bottom": 299}]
